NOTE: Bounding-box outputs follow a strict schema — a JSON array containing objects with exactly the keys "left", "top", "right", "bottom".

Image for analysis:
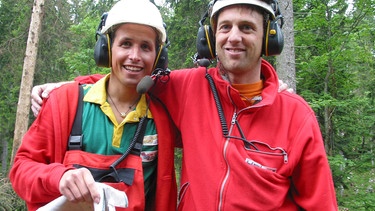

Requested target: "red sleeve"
[
  {"left": 291, "top": 113, "right": 338, "bottom": 209},
  {"left": 9, "top": 82, "right": 79, "bottom": 208},
  {"left": 74, "top": 74, "right": 105, "bottom": 84}
]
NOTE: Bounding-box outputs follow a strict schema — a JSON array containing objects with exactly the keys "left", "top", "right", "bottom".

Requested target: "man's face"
[
  {"left": 111, "top": 23, "right": 157, "bottom": 88},
  {"left": 215, "top": 5, "right": 264, "bottom": 81}
]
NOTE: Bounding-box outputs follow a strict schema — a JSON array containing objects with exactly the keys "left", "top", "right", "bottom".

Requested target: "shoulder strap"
[
  {"left": 68, "top": 85, "right": 84, "bottom": 150},
  {"left": 130, "top": 116, "right": 148, "bottom": 156},
  {"left": 68, "top": 84, "right": 148, "bottom": 161}
]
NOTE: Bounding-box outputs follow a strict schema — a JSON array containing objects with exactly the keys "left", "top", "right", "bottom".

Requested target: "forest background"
[{"left": 0, "top": 0, "right": 374, "bottom": 210}]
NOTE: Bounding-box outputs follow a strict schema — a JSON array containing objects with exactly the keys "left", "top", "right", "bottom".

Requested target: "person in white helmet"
[
  {"left": 29, "top": 0, "right": 337, "bottom": 210},
  {"left": 9, "top": 0, "right": 178, "bottom": 210},
  {"left": 154, "top": 1, "right": 337, "bottom": 209}
]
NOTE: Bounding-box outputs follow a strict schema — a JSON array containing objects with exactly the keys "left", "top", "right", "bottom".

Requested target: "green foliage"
[
  {"left": 1, "top": 0, "right": 374, "bottom": 210},
  {"left": 0, "top": 174, "right": 26, "bottom": 210},
  {"left": 34, "top": 0, "right": 113, "bottom": 84},
  {"left": 59, "top": 0, "right": 114, "bottom": 78},
  {"left": 294, "top": 0, "right": 375, "bottom": 209},
  {"left": 34, "top": 0, "right": 74, "bottom": 84},
  {"left": 329, "top": 155, "right": 375, "bottom": 210},
  {"left": 62, "top": 17, "right": 109, "bottom": 78},
  {"left": 174, "top": 148, "right": 183, "bottom": 186},
  {"left": 165, "top": 0, "right": 210, "bottom": 70},
  {"left": 0, "top": 0, "right": 33, "bottom": 173}
]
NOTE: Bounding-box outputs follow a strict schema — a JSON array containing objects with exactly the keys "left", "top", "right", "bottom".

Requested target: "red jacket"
[
  {"left": 154, "top": 59, "right": 338, "bottom": 210},
  {"left": 48, "top": 59, "right": 338, "bottom": 210},
  {"left": 9, "top": 82, "right": 178, "bottom": 211}
]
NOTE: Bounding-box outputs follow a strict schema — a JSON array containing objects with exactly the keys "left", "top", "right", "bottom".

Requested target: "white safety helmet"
[
  {"left": 101, "top": 0, "right": 166, "bottom": 44},
  {"left": 210, "top": 0, "right": 276, "bottom": 26}
]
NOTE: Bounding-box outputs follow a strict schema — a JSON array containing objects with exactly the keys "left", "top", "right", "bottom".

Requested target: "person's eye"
[
  {"left": 141, "top": 43, "right": 151, "bottom": 51},
  {"left": 121, "top": 41, "right": 131, "bottom": 47},
  {"left": 218, "top": 24, "right": 230, "bottom": 32},
  {"left": 241, "top": 24, "right": 254, "bottom": 31}
]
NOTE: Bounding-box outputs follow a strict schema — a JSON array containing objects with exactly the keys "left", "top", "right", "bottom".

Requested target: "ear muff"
[
  {"left": 153, "top": 44, "right": 168, "bottom": 74},
  {"left": 93, "top": 12, "right": 169, "bottom": 72},
  {"left": 94, "top": 32, "right": 169, "bottom": 71},
  {"left": 152, "top": 23, "right": 169, "bottom": 74},
  {"left": 196, "top": 24, "right": 216, "bottom": 60},
  {"left": 262, "top": 15, "right": 284, "bottom": 56},
  {"left": 196, "top": 10, "right": 216, "bottom": 60},
  {"left": 263, "top": 0, "right": 284, "bottom": 56},
  {"left": 196, "top": 0, "right": 284, "bottom": 59},
  {"left": 94, "top": 33, "right": 112, "bottom": 67},
  {"left": 94, "top": 13, "right": 111, "bottom": 68}
]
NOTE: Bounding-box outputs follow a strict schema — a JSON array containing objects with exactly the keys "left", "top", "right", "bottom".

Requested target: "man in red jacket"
[
  {"left": 9, "top": 0, "right": 178, "bottom": 210},
  {"left": 30, "top": 0, "right": 338, "bottom": 210}
]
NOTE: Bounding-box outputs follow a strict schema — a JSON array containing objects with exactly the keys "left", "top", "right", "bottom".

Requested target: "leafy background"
[{"left": 0, "top": 0, "right": 374, "bottom": 210}]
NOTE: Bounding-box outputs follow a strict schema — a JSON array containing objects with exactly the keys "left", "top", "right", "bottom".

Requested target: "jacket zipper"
[
  {"left": 218, "top": 112, "right": 237, "bottom": 211},
  {"left": 218, "top": 86, "right": 267, "bottom": 210},
  {"left": 218, "top": 87, "right": 240, "bottom": 211}
]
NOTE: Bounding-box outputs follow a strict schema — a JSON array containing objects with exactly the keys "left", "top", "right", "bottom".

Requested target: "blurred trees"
[{"left": 0, "top": 0, "right": 374, "bottom": 209}]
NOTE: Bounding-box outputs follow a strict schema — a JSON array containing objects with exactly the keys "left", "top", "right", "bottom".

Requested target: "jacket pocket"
[{"left": 244, "top": 140, "right": 288, "bottom": 173}]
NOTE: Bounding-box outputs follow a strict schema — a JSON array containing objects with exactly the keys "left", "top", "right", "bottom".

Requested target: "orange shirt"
[{"left": 232, "top": 80, "right": 263, "bottom": 106}]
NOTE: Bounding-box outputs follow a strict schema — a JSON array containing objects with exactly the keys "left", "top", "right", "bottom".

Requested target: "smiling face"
[
  {"left": 110, "top": 23, "right": 157, "bottom": 89},
  {"left": 215, "top": 5, "right": 264, "bottom": 83}
]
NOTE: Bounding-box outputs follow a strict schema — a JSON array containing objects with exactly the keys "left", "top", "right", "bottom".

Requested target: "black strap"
[
  {"left": 130, "top": 116, "right": 148, "bottom": 155},
  {"left": 68, "top": 84, "right": 148, "bottom": 159},
  {"left": 67, "top": 84, "right": 149, "bottom": 184},
  {"left": 68, "top": 85, "right": 84, "bottom": 150},
  {"left": 73, "top": 164, "right": 136, "bottom": 186}
]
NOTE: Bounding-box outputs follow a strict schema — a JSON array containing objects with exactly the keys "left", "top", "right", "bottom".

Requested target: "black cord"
[
  {"left": 110, "top": 116, "right": 148, "bottom": 173},
  {"left": 225, "top": 135, "right": 259, "bottom": 151},
  {"left": 205, "top": 72, "right": 228, "bottom": 136},
  {"left": 235, "top": 120, "right": 259, "bottom": 150}
]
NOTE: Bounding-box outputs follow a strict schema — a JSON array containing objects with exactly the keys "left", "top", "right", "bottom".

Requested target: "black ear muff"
[
  {"left": 196, "top": 10, "right": 216, "bottom": 60},
  {"left": 196, "top": 24, "right": 216, "bottom": 60},
  {"left": 152, "top": 23, "right": 169, "bottom": 75},
  {"left": 153, "top": 44, "right": 168, "bottom": 74},
  {"left": 93, "top": 13, "right": 112, "bottom": 67},
  {"left": 195, "top": 0, "right": 284, "bottom": 58},
  {"left": 262, "top": 0, "right": 284, "bottom": 56},
  {"left": 94, "top": 33, "right": 111, "bottom": 67},
  {"left": 263, "top": 16, "right": 284, "bottom": 56}
]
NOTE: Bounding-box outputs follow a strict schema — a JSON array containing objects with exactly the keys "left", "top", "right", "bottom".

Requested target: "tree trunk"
[
  {"left": 324, "top": 59, "right": 334, "bottom": 155},
  {"left": 1, "top": 138, "right": 8, "bottom": 174},
  {"left": 276, "top": 0, "right": 296, "bottom": 91},
  {"left": 11, "top": 0, "right": 45, "bottom": 164}
]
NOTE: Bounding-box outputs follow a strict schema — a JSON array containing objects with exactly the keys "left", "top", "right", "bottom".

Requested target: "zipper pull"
[
  {"left": 231, "top": 112, "right": 237, "bottom": 125},
  {"left": 283, "top": 152, "right": 288, "bottom": 163}
]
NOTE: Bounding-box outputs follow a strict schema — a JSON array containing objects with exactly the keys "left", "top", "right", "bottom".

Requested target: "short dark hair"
[
  {"left": 107, "top": 25, "right": 161, "bottom": 49},
  {"left": 211, "top": 4, "right": 271, "bottom": 33}
]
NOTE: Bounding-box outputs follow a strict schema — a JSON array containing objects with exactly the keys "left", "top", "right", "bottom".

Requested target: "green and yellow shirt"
[{"left": 81, "top": 74, "right": 158, "bottom": 198}]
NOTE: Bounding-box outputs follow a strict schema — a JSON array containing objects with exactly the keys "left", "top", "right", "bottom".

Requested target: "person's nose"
[
  {"left": 129, "top": 47, "right": 141, "bottom": 62},
  {"left": 227, "top": 26, "right": 241, "bottom": 43}
]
